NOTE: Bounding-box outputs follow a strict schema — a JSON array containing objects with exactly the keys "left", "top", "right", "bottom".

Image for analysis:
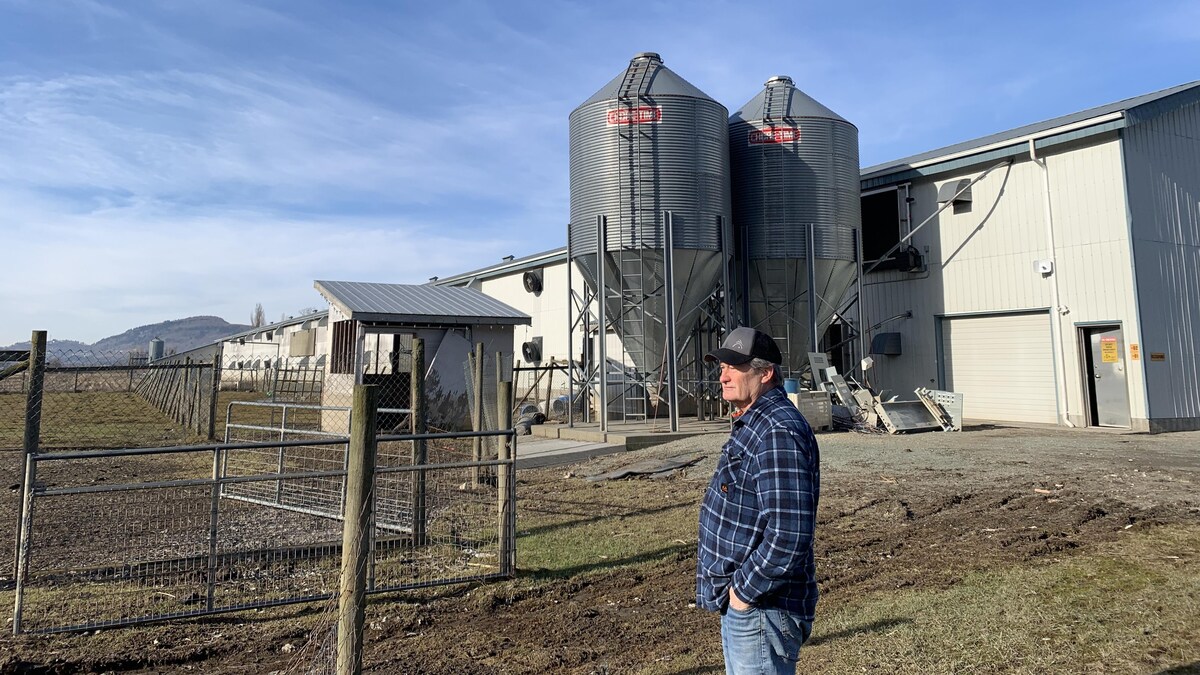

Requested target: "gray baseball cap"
[{"left": 703, "top": 326, "right": 783, "bottom": 366}]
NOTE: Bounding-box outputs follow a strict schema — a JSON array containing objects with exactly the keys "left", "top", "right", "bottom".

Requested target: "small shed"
[{"left": 314, "top": 280, "right": 532, "bottom": 431}]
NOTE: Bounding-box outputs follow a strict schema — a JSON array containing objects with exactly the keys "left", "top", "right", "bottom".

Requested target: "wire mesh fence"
[
  {"left": 0, "top": 348, "right": 217, "bottom": 452},
  {"left": 511, "top": 360, "right": 572, "bottom": 424},
  {"left": 1, "top": 344, "right": 221, "bottom": 591},
  {"left": 11, "top": 429, "right": 515, "bottom": 635},
  {"left": 4, "top": 330, "right": 518, "bottom": 661}
]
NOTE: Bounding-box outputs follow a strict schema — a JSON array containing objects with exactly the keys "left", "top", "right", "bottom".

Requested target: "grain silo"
[
  {"left": 568, "top": 52, "right": 732, "bottom": 427},
  {"left": 729, "top": 76, "right": 860, "bottom": 376}
]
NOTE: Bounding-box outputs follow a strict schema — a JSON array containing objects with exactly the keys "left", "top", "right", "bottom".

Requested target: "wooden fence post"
[
  {"left": 336, "top": 384, "right": 377, "bottom": 675},
  {"left": 13, "top": 329, "right": 45, "bottom": 578},
  {"left": 496, "top": 380, "right": 514, "bottom": 577},
  {"left": 410, "top": 338, "right": 426, "bottom": 548},
  {"left": 208, "top": 344, "right": 222, "bottom": 440},
  {"left": 544, "top": 358, "right": 555, "bottom": 416},
  {"left": 471, "top": 342, "right": 484, "bottom": 484},
  {"left": 187, "top": 358, "right": 198, "bottom": 434}
]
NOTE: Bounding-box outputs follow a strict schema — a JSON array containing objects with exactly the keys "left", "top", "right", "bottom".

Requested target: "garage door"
[{"left": 940, "top": 312, "right": 1058, "bottom": 424}]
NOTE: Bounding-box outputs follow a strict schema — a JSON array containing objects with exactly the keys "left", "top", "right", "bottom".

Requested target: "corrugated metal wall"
[
  {"left": 1122, "top": 99, "right": 1200, "bottom": 430},
  {"left": 864, "top": 138, "right": 1145, "bottom": 426},
  {"left": 1046, "top": 139, "right": 1145, "bottom": 426}
]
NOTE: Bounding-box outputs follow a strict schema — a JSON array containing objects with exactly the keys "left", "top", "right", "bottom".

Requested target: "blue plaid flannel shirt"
[{"left": 696, "top": 385, "right": 820, "bottom": 617}]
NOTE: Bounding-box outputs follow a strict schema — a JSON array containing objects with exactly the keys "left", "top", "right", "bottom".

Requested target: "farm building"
[
  {"left": 859, "top": 81, "right": 1200, "bottom": 433},
  {"left": 215, "top": 281, "right": 530, "bottom": 431},
  {"left": 432, "top": 79, "right": 1200, "bottom": 433},
  {"left": 218, "top": 309, "right": 329, "bottom": 396}
]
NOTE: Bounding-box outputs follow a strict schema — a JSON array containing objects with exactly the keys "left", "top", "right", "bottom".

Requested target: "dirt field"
[{"left": 0, "top": 422, "right": 1198, "bottom": 674}]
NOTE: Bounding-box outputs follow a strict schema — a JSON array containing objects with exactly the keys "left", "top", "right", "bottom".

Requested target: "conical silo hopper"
[
  {"left": 729, "top": 76, "right": 860, "bottom": 375},
  {"left": 569, "top": 53, "right": 732, "bottom": 402}
]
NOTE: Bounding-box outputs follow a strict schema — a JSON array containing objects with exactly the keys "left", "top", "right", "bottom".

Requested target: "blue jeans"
[{"left": 720, "top": 604, "right": 811, "bottom": 674}]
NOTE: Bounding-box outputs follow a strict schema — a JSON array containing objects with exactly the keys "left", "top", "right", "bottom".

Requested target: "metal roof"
[
  {"left": 314, "top": 280, "right": 531, "bottom": 326},
  {"left": 432, "top": 247, "right": 567, "bottom": 287},
  {"left": 574, "top": 52, "right": 717, "bottom": 110},
  {"left": 730, "top": 76, "right": 851, "bottom": 125},
  {"left": 220, "top": 310, "right": 329, "bottom": 343},
  {"left": 862, "top": 80, "right": 1200, "bottom": 180}
]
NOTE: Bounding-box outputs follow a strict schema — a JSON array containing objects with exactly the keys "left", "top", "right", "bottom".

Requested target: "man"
[{"left": 696, "top": 326, "right": 821, "bottom": 674}]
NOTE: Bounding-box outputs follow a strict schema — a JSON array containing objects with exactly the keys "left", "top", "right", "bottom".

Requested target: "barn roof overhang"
[
  {"left": 315, "top": 280, "right": 531, "bottom": 327},
  {"left": 861, "top": 80, "right": 1200, "bottom": 190},
  {"left": 431, "top": 247, "right": 568, "bottom": 287}
]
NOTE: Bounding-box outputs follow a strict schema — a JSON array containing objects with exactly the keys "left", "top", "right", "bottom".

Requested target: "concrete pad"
[{"left": 513, "top": 436, "right": 625, "bottom": 469}]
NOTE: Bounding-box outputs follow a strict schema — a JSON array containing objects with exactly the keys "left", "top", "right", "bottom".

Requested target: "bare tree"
[{"left": 252, "top": 303, "right": 266, "bottom": 328}]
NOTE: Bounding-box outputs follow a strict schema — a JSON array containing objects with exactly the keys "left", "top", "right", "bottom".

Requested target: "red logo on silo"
[
  {"left": 607, "top": 106, "right": 662, "bottom": 125},
  {"left": 749, "top": 126, "right": 801, "bottom": 144}
]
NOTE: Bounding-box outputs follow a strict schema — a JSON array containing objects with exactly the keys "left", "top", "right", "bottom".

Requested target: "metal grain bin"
[
  {"left": 729, "top": 76, "right": 860, "bottom": 374},
  {"left": 148, "top": 337, "right": 165, "bottom": 362},
  {"left": 569, "top": 53, "right": 732, "bottom": 398}
]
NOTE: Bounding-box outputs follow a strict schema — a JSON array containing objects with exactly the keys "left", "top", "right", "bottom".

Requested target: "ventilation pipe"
[{"left": 1029, "top": 138, "right": 1076, "bottom": 428}]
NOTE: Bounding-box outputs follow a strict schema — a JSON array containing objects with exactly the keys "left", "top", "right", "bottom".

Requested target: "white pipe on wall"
[{"left": 1029, "top": 138, "right": 1076, "bottom": 428}]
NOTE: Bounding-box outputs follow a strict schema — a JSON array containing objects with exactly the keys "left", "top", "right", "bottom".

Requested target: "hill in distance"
[{"left": 4, "top": 316, "right": 252, "bottom": 356}]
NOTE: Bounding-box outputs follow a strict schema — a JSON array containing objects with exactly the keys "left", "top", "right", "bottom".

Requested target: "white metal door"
[{"left": 940, "top": 312, "right": 1058, "bottom": 424}]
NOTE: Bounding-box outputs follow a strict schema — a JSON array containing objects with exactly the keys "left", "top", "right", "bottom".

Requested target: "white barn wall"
[
  {"left": 218, "top": 313, "right": 327, "bottom": 390},
  {"left": 1123, "top": 96, "right": 1200, "bottom": 431},
  {"left": 1046, "top": 139, "right": 1144, "bottom": 428},
  {"left": 456, "top": 258, "right": 629, "bottom": 366},
  {"left": 864, "top": 157, "right": 1056, "bottom": 403},
  {"left": 864, "top": 136, "right": 1144, "bottom": 427}
]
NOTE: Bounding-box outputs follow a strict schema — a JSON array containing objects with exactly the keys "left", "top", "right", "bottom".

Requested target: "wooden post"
[
  {"left": 544, "top": 357, "right": 555, "bottom": 417},
  {"left": 410, "top": 338, "right": 426, "bottom": 548},
  {"left": 13, "top": 331, "right": 46, "bottom": 586},
  {"left": 187, "top": 358, "right": 198, "bottom": 434},
  {"left": 12, "top": 450, "right": 37, "bottom": 635},
  {"left": 490, "top": 351, "right": 504, "bottom": 483},
  {"left": 496, "top": 380, "right": 514, "bottom": 577},
  {"left": 208, "top": 345, "right": 222, "bottom": 440},
  {"left": 336, "top": 385, "right": 377, "bottom": 675},
  {"left": 471, "top": 342, "right": 484, "bottom": 484},
  {"left": 495, "top": 351, "right": 505, "bottom": 442}
]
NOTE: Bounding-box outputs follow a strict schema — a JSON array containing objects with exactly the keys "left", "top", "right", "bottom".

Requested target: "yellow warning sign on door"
[{"left": 1101, "top": 337, "right": 1119, "bottom": 363}]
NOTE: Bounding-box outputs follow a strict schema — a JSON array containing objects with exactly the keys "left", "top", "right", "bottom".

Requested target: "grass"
[
  {"left": 0, "top": 389, "right": 322, "bottom": 452},
  {"left": 508, "top": 471, "right": 1200, "bottom": 674},
  {"left": 782, "top": 525, "right": 1198, "bottom": 674},
  {"left": 515, "top": 477, "right": 700, "bottom": 576}
]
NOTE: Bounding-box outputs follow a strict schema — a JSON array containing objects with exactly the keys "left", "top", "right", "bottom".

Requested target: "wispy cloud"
[
  {"left": 0, "top": 61, "right": 563, "bottom": 343},
  {"left": 2, "top": 0, "right": 1199, "bottom": 345},
  {"left": 0, "top": 187, "right": 515, "bottom": 342}
]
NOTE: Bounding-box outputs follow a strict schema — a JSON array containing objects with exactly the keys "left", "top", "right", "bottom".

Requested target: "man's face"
[{"left": 718, "top": 361, "right": 773, "bottom": 410}]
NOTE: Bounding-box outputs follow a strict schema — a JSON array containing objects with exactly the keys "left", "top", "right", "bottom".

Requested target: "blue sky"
[{"left": 2, "top": 0, "right": 1198, "bottom": 346}]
